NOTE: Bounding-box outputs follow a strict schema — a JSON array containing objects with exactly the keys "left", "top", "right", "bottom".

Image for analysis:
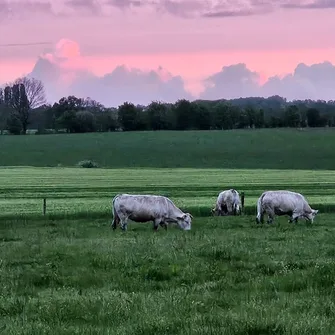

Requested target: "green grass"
[
  {"left": 2, "top": 128, "right": 335, "bottom": 332},
  {"left": 1, "top": 128, "right": 335, "bottom": 169},
  {"left": 1, "top": 215, "right": 335, "bottom": 334},
  {"left": 0, "top": 167, "right": 333, "bottom": 219}
]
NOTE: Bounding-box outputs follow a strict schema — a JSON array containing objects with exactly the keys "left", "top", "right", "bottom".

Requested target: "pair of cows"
[{"left": 111, "top": 189, "right": 319, "bottom": 231}]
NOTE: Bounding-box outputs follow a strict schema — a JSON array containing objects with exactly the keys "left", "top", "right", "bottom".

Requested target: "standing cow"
[
  {"left": 111, "top": 194, "right": 193, "bottom": 231},
  {"left": 256, "top": 190, "right": 318, "bottom": 224},
  {"left": 211, "top": 189, "right": 242, "bottom": 216}
]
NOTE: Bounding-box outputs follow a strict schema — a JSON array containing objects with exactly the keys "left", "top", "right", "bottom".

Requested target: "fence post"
[
  {"left": 43, "top": 198, "right": 46, "bottom": 216},
  {"left": 241, "top": 192, "right": 245, "bottom": 213}
]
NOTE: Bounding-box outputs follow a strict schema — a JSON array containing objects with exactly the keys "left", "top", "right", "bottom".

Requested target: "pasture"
[
  {"left": 1, "top": 128, "right": 335, "bottom": 333},
  {"left": 1, "top": 167, "right": 335, "bottom": 219},
  {"left": 1, "top": 128, "right": 335, "bottom": 169}
]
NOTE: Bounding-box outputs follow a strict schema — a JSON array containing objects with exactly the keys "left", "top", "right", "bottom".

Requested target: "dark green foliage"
[
  {"left": 118, "top": 102, "right": 144, "bottom": 131},
  {"left": 174, "top": 99, "right": 196, "bottom": 130},
  {"left": 4, "top": 83, "right": 29, "bottom": 134},
  {"left": 6, "top": 113, "right": 22, "bottom": 135},
  {"left": 3, "top": 77, "right": 47, "bottom": 134},
  {"left": 77, "top": 160, "right": 99, "bottom": 168},
  {"left": 284, "top": 105, "right": 301, "bottom": 127},
  {"left": 94, "top": 109, "right": 118, "bottom": 132},
  {"left": 57, "top": 109, "right": 78, "bottom": 132},
  {"left": 147, "top": 101, "right": 171, "bottom": 130},
  {"left": 3, "top": 84, "right": 335, "bottom": 134}
]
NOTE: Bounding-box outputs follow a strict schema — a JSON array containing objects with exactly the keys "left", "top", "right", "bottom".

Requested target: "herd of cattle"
[{"left": 111, "top": 189, "right": 319, "bottom": 231}]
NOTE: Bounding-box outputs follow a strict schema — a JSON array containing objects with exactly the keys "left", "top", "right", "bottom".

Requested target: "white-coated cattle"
[
  {"left": 111, "top": 194, "right": 193, "bottom": 231},
  {"left": 211, "top": 189, "right": 242, "bottom": 216},
  {"left": 256, "top": 190, "right": 318, "bottom": 224}
]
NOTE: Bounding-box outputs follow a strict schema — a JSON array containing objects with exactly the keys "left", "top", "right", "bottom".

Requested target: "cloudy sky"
[{"left": 1, "top": 0, "right": 335, "bottom": 107}]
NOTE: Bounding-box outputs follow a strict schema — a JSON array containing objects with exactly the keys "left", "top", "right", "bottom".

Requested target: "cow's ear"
[
  {"left": 186, "top": 213, "right": 193, "bottom": 219},
  {"left": 314, "top": 209, "right": 319, "bottom": 214}
]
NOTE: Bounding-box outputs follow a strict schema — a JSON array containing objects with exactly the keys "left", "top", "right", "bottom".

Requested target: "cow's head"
[
  {"left": 177, "top": 213, "right": 192, "bottom": 230},
  {"left": 306, "top": 209, "right": 319, "bottom": 223}
]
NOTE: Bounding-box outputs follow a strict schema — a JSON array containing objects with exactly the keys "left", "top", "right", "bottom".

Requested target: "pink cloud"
[
  {"left": 2, "top": 0, "right": 335, "bottom": 22},
  {"left": 3, "top": 37, "right": 335, "bottom": 106}
]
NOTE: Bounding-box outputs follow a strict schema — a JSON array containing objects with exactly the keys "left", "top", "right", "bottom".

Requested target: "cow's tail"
[
  {"left": 256, "top": 193, "right": 265, "bottom": 224},
  {"left": 111, "top": 194, "right": 121, "bottom": 230}
]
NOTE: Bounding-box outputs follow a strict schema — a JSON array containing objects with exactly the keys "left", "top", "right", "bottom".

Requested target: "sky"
[{"left": 1, "top": 0, "right": 335, "bottom": 107}]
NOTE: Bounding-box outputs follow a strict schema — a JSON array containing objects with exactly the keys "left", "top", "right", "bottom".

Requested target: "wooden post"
[
  {"left": 241, "top": 192, "right": 245, "bottom": 213},
  {"left": 43, "top": 198, "right": 46, "bottom": 216}
]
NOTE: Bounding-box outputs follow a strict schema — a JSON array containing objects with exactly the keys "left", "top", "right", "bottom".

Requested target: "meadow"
[
  {"left": 1, "top": 128, "right": 335, "bottom": 333},
  {"left": 1, "top": 128, "right": 335, "bottom": 169}
]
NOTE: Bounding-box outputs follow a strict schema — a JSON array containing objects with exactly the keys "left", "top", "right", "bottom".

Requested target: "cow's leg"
[
  {"left": 290, "top": 212, "right": 299, "bottom": 223},
  {"left": 159, "top": 221, "right": 168, "bottom": 231},
  {"left": 226, "top": 203, "right": 232, "bottom": 215},
  {"left": 120, "top": 216, "right": 128, "bottom": 231},
  {"left": 111, "top": 214, "right": 120, "bottom": 230},
  {"left": 256, "top": 210, "right": 264, "bottom": 224},
  {"left": 267, "top": 210, "right": 275, "bottom": 224},
  {"left": 220, "top": 204, "right": 227, "bottom": 216},
  {"left": 153, "top": 218, "right": 161, "bottom": 231},
  {"left": 288, "top": 215, "right": 298, "bottom": 223}
]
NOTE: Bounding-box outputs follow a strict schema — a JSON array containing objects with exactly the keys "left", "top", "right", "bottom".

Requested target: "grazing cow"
[
  {"left": 111, "top": 194, "right": 193, "bottom": 231},
  {"left": 256, "top": 190, "right": 318, "bottom": 224},
  {"left": 211, "top": 189, "right": 242, "bottom": 216}
]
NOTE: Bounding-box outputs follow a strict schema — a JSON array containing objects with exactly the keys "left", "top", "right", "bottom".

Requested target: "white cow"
[
  {"left": 211, "top": 189, "right": 242, "bottom": 216},
  {"left": 111, "top": 194, "right": 193, "bottom": 231},
  {"left": 256, "top": 190, "right": 318, "bottom": 224}
]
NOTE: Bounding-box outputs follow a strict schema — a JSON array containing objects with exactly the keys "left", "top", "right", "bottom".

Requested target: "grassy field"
[
  {"left": 1, "top": 128, "right": 335, "bottom": 169},
  {"left": 2, "top": 215, "right": 335, "bottom": 333},
  {"left": 0, "top": 167, "right": 333, "bottom": 219},
  {"left": 2, "top": 129, "right": 335, "bottom": 333}
]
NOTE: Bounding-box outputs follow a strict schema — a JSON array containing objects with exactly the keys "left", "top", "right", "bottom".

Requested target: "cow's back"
[
  {"left": 262, "top": 190, "right": 308, "bottom": 212},
  {"left": 114, "top": 194, "right": 171, "bottom": 218}
]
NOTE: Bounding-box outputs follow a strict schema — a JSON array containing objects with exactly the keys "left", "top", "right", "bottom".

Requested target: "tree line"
[{"left": 1, "top": 76, "right": 335, "bottom": 135}]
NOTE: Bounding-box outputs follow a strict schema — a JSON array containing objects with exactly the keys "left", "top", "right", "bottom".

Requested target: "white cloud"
[
  {"left": 4, "top": 39, "right": 335, "bottom": 106},
  {"left": 26, "top": 39, "right": 193, "bottom": 106},
  {"left": 200, "top": 63, "right": 260, "bottom": 100},
  {"left": 200, "top": 61, "right": 335, "bottom": 101}
]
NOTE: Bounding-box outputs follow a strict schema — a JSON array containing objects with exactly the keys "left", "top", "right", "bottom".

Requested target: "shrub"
[{"left": 77, "top": 160, "right": 99, "bottom": 168}]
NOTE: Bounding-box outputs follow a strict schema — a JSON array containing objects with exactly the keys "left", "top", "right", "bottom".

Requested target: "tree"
[
  {"left": 0, "top": 88, "right": 8, "bottom": 134},
  {"left": 254, "top": 109, "right": 265, "bottom": 128},
  {"left": 75, "top": 110, "right": 96, "bottom": 133},
  {"left": 6, "top": 113, "right": 22, "bottom": 135},
  {"left": 306, "top": 108, "right": 321, "bottom": 127},
  {"left": 174, "top": 99, "right": 195, "bottom": 130},
  {"left": 4, "top": 83, "right": 29, "bottom": 134},
  {"left": 12, "top": 77, "right": 47, "bottom": 109},
  {"left": 4, "top": 77, "right": 46, "bottom": 134},
  {"left": 118, "top": 102, "right": 142, "bottom": 131},
  {"left": 192, "top": 103, "right": 211, "bottom": 130},
  {"left": 284, "top": 105, "right": 301, "bottom": 127},
  {"left": 147, "top": 101, "right": 170, "bottom": 130},
  {"left": 95, "top": 109, "right": 118, "bottom": 132}
]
